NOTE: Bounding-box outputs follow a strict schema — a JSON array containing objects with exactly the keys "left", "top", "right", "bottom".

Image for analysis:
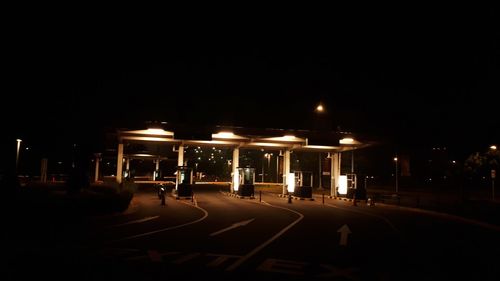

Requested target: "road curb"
[
  {"left": 276, "top": 194, "right": 314, "bottom": 201},
  {"left": 323, "top": 196, "right": 366, "bottom": 203},
  {"left": 291, "top": 196, "right": 315, "bottom": 201},
  {"left": 220, "top": 191, "right": 255, "bottom": 200}
]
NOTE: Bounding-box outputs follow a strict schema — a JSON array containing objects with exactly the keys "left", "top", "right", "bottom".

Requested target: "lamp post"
[
  {"left": 277, "top": 151, "right": 283, "bottom": 183},
  {"left": 267, "top": 153, "right": 272, "bottom": 182},
  {"left": 318, "top": 153, "right": 322, "bottom": 189},
  {"left": 393, "top": 156, "right": 399, "bottom": 193},
  {"left": 315, "top": 102, "right": 326, "bottom": 188},
  {"left": 261, "top": 154, "right": 265, "bottom": 183},
  {"left": 16, "top": 139, "right": 22, "bottom": 174},
  {"left": 490, "top": 145, "right": 497, "bottom": 200},
  {"left": 263, "top": 153, "right": 272, "bottom": 183}
]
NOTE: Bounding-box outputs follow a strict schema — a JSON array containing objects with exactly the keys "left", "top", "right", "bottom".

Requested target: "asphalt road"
[{"left": 6, "top": 184, "right": 500, "bottom": 281}]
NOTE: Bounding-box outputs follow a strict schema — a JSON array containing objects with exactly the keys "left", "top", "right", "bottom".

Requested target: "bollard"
[
  {"left": 158, "top": 186, "right": 163, "bottom": 200},
  {"left": 322, "top": 193, "right": 325, "bottom": 205},
  {"left": 160, "top": 187, "right": 166, "bottom": 206},
  {"left": 352, "top": 194, "right": 357, "bottom": 206},
  {"left": 288, "top": 194, "right": 292, "bottom": 204},
  {"left": 367, "top": 197, "right": 374, "bottom": 206},
  {"left": 191, "top": 192, "right": 194, "bottom": 203},
  {"left": 259, "top": 190, "right": 262, "bottom": 202}
]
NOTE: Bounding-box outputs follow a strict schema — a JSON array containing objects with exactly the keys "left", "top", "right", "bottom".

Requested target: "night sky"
[{"left": 4, "top": 8, "right": 499, "bottom": 163}]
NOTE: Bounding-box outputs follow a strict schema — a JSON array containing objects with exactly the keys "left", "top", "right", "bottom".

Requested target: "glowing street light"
[
  {"left": 264, "top": 153, "right": 273, "bottom": 182},
  {"left": 315, "top": 103, "right": 324, "bottom": 113},
  {"left": 16, "top": 139, "right": 22, "bottom": 173},
  {"left": 393, "top": 156, "right": 399, "bottom": 193},
  {"left": 490, "top": 145, "right": 497, "bottom": 200}
]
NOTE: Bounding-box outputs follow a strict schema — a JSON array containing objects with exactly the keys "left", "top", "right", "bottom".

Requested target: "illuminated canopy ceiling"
[{"left": 117, "top": 126, "right": 370, "bottom": 152}]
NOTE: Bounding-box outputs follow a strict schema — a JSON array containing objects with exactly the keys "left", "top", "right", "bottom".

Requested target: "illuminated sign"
[
  {"left": 338, "top": 175, "right": 348, "bottom": 195},
  {"left": 233, "top": 171, "right": 240, "bottom": 191},
  {"left": 287, "top": 173, "right": 295, "bottom": 193}
]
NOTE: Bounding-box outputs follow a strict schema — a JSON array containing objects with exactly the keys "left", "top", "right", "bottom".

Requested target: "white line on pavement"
[
  {"left": 109, "top": 216, "right": 160, "bottom": 228},
  {"left": 210, "top": 219, "right": 255, "bottom": 237},
  {"left": 225, "top": 202, "right": 304, "bottom": 271},
  {"left": 111, "top": 200, "right": 209, "bottom": 242}
]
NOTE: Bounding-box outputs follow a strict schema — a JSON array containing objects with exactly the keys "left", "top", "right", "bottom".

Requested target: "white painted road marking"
[
  {"left": 257, "top": 258, "right": 307, "bottom": 275},
  {"left": 210, "top": 219, "right": 255, "bottom": 237},
  {"left": 205, "top": 253, "right": 241, "bottom": 267},
  {"left": 261, "top": 200, "right": 271, "bottom": 206},
  {"left": 109, "top": 216, "right": 159, "bottom": 228},
  {"left": 112, "top": 200, "right": 209, "bottom": 242},
  {"left": 118, "top": 249, "right": 361, "bottom": 278},
  {"left": 337, "top": 224, "right": 352, "bottom": 246},
  {"left": 225, "top": 202, "right": 304, "bottom": 271}
]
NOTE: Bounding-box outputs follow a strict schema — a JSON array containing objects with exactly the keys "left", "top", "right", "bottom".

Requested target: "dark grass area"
[{"left": 2, "top": 181, "right": 136, "bottom": 222}]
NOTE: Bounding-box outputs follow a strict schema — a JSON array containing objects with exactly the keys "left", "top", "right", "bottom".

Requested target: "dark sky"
[{"left": 4, "top": 8, "right": 499, "bottom": 157}]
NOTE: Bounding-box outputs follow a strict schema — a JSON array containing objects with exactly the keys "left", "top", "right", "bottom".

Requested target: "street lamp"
[
  {"left": 277, "top": 151, "right": 282, "bottom": 183},
  {"left": 16, "top": 139, "right": 22, "bottom": 173},
  {"left": 264, "top": 153, "right": 272, "bottom": 182},
  {"left": 393, "top": 156, "right": 398, "bottom": 193},
  {"left": 490, "top": 145, "right": 497, "bottom": 200}
]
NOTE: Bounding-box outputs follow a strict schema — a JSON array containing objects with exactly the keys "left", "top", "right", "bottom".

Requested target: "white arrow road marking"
[
  {"left": 210, "top": 219, "right": 255, "bottom": 237},
  {"left": 337, "top": 224, "right": 352, "bottom": 246},
  {"left": 109, "top": 216, "right": 159, "bottom": 228},
  {"left": 226, "top": 203, "right": 304, "bottom": 271}
]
